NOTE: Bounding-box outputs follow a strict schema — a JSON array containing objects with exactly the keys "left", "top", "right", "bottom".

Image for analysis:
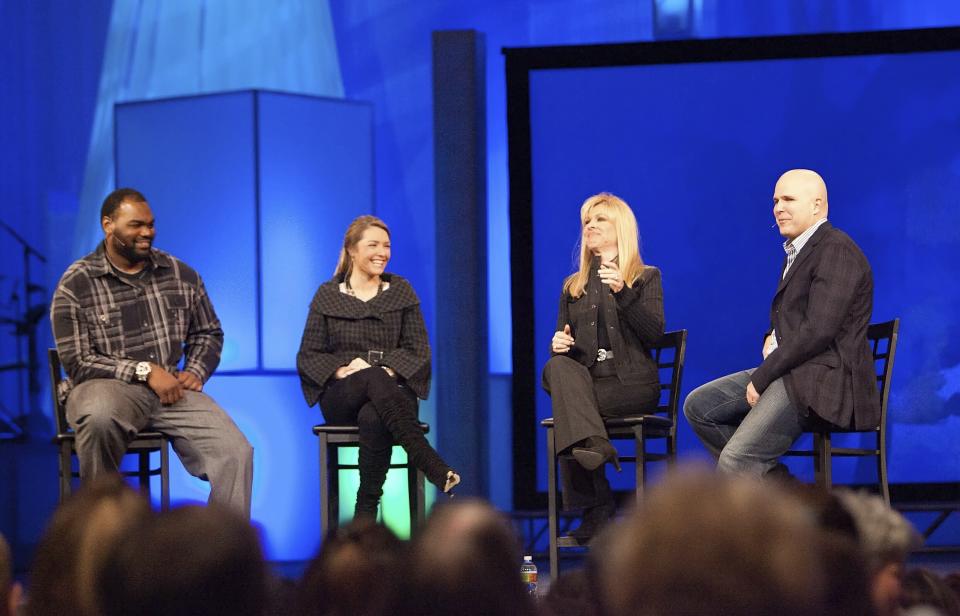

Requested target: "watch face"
[{"left": 136, "top": 362, "right": 151, "bottom": 381}]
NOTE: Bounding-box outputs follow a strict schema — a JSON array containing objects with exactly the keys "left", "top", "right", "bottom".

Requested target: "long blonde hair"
[
  {"left": 334, "top": 215, "right": 391, "bottom": 280},
  {"left": 562, "top": 192, "right": 645, "bottom": 298}
]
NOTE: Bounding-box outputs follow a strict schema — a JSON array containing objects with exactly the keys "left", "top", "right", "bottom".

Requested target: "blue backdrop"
[
  {"left": 526, "top": 45, "right": 960, "bottom": 487},
  {"left": 4, "top": 0, "right": 960, "bottom": 565}
]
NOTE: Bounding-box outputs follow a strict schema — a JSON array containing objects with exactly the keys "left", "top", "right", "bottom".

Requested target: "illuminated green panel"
[{"left": 336, "top": 445, "right": 435, "bottom": 539}]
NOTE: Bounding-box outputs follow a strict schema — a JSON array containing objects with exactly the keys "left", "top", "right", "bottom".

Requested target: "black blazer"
[
  {"left": 550, "top": 265, "right": 665, "bottom": 388},
  {"left": 751, "top": 222, "right": 880, "bottom": 429},
  {"left": 297, "top": 274, "right": 431, "bottom": 405}
]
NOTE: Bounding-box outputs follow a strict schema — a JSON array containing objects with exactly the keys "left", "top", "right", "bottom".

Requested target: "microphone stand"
[{"left": 0, "top": 218, "right": 47, "bottom": 439}]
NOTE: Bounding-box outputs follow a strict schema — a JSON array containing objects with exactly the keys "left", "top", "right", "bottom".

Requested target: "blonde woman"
[
  {"left": 297, "top": 215, "right": 459, "bottom": 519},
  {"left": 542, "top": 193, "right": 665, "bottom": 540}
]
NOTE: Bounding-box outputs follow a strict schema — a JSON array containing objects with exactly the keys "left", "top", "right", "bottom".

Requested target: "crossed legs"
[
  {"left": 683, "top": 369, "right": 804, "bottom": 475},
  {"left": 321, "top": 368, "right": 455, "bottom": 518}
]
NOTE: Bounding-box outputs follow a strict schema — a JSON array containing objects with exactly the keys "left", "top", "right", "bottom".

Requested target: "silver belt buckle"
[{"left": 597, "top": 348, "right": 608, "bottom": 362}]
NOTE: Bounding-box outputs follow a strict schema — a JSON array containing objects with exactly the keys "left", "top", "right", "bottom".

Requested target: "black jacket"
[
  {"left": 297, "top": 274, "right": 431, "bottom": 404},
  {"left": 550, "top": 264, "right": 665, "bottom": 388},
  {"left": 751, "top": 222, "right": 879, "bottom": 429}
]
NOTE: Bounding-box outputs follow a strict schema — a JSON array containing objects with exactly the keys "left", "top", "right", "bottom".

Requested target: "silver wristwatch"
[{"left": 135, "top": 361, "right": 152, "bottom": 382}]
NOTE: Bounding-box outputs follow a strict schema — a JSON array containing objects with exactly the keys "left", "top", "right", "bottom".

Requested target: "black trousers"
[
  {"left": 320, "top": 367, "right": 446, "bottom": 515},
  {"left": 543, "top": 354, "right": 659, "bottom": 510}
]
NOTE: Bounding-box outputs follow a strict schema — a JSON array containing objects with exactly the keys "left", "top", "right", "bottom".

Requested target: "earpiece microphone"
[{"left": 112, "top": 232, "right": 127, "bottom": 248}]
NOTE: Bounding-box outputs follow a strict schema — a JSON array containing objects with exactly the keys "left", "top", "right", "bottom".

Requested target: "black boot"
[
  {"left": 375, "top": 398, "right": 457, "bottom": 492},
  {"left": 569, "top": 498, "right": 616, "bottom": 543},
  {"left": 354, "top": 493, "right": 380, "bottom": 520},
  {"left": 354, "top": 450, "right": 388, "bottom": 519},
  {"left": 355, "top": 410, "right": 392, "bottom": 520}
]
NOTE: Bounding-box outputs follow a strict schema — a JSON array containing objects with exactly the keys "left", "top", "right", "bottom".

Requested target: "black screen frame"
[{"left": 503, "top": 26, "right": 960, "bottom": 511}]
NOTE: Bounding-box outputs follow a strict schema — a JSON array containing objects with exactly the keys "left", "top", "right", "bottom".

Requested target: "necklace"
[{"left": 344, "top": 276, "right": 384, "bottom": 298}]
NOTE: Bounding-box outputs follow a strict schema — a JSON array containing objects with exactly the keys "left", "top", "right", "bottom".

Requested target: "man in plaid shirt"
[{"left": 50, "top": 188, "right": 252, "bottom": 515}]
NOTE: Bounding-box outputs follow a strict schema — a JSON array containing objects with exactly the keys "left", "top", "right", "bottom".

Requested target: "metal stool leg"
[
  {"left": 547, "top": 425, "right": 559, "bottom": 580},
  {"left": 60, "top": 443, "right": 73, "bottom": 502},
  {"left": 319, "top": 432, "right": 330, "bottom": 536},
  {"left": 160, "top": 439, "right": 170, "bottom": 511},
  {"left": 634, "top": 425, "right": 646, "bottom": 507},
  {"left": 138, "top": 450, "right": 150, "bottom": 496},
  {"left": 877, "top": 432, "right": 890, "bottom": 505}
]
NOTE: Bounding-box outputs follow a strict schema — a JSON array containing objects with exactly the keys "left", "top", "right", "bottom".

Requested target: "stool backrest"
[
  {"left": 649, "top": 330, "right": 688, "bottom": 431},
  {"left": 867, "top": 319, "right": 900, "bottom": 433},
  {"left": 47, "top": 348, "right": 71, "bottom": 437}
]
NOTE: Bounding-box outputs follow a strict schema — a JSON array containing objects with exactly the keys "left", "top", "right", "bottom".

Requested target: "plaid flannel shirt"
[
  {"left": 297, "top": 274, "right": 431, "bottom": 404},
  {"left": 50, "top": 242, "right": 223, "bottom": 392}
]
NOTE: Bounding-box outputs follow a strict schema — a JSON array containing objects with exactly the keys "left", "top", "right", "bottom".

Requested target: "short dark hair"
[
  {"left": 295, "top": 517, "right": 405, "bottom": 616},
  {"left": 396, "top": 499, "right": 536, "bottom": 616},
  {"left": 100, "top": 188, "right": 147, "bottom": 220},
  {"left": 28, "top": 475, "right": 151, "bottom": 616},
  {"left": 99, "top": 504, "right": 267, "bottom": 616}
]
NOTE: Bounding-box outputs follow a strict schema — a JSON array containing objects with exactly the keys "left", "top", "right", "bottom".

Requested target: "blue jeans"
[{"left": 683, "top": 369, "right": 804, "bottom": 475}]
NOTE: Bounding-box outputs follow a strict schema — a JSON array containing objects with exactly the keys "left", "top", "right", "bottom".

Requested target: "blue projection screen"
[{"left": 506, "top": 28, "right": 960, "bottom": 505}]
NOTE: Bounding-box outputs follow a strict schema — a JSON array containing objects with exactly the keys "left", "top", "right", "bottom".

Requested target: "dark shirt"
[
  {"left": 297, "top": 274, "right": 431, "bottom": 404},
  {"left": 50, "top": 242, "right": 224, "bottom": 391},
  {"left": 553, "top": 265, "right": 665, "bottom": 387}
]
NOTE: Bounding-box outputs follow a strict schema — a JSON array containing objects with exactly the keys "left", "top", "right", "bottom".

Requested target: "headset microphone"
[{"left": 112, "top": 232, "right": 127, "bottom": 248}]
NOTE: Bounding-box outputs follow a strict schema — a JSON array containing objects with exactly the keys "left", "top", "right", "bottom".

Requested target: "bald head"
[{"left": 773, "top": 169, "right": 829, "bottom": 240}]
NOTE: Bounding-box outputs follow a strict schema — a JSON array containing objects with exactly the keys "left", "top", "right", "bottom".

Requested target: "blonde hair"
[
  {"left": 562, "top": 192, "right": 645, "bottom": 298},
  {"left": 334, "top": 215, "right": 391, "bottom": 280}
]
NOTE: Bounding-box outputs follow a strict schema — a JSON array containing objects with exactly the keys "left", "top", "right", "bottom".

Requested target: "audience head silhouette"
[
  {"left": 99, "top": 504, "right": 267, "bottom": 616},
  {"left": 601, "top": 470, "right": 834, "bottom": 616},
  {"left": 26, "top": 475, "right": 150, "bottom": 616},
  {"left": 295, "top": 517, "right": 405, "bottom": 616},
  {"left": 395, "top": 499, "right": 535, "bottom": 616}
]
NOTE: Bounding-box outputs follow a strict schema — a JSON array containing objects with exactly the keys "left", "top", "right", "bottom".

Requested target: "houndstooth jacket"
[{"left": 296, "top": 274, "right": 431, "bottom": 405}]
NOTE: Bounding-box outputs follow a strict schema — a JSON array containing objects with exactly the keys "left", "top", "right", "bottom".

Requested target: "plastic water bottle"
[{"left": 520, "top": 555, "right": 538, "bottom": 596}]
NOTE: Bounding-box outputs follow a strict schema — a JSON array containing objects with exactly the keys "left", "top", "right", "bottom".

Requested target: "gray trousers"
[
  {"left": 543, "top": 355, "right": 659, "bottom": 510},
  {"left": 66, "top": 378, "right": 253, "bottom": 517}
]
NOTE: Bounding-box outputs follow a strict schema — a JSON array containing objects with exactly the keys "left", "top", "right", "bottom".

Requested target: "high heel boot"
[
  {"left": 572, "top": 436, "right": 622, "bottom": 472},
  {"left": 375, "top": 397, "right": 460, "bottom": 494}
]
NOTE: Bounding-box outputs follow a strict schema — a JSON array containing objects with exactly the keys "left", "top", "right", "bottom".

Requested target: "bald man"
[{"left": 684, "top": 169, "right": 880, "bottom": 475}]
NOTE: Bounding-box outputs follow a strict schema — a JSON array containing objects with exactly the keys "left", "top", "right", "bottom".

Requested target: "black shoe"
[
  {"left": 572, "top": 437, "right": 622, "bottom": 472},
  {"left": 569, "top": 500, "right": 616, "bottom": 542}
]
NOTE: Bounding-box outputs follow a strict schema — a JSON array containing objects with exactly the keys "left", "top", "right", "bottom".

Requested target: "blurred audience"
[
  {"left": 19, "top": 468, "right": 960, "bottom": 616},
  {"left": 946, "top": 572, "right": 960, "bottom": 603},
  {"left": 1, "top": 532, "right": 22, "bottom": 616},
  {"left": 394, "top": 499, "right": 536, "bottom": 616},
  {"left": 541, "top": 559, "right": 607, "bottom": 616},
  {"left": 295, "top": 517, "right": 405, "bottom": 616},
  {"left": 599, "top": 470, "right": 841, "bottom": 616},
  {"left": 98, "top": 504, "right": 268, "bottom": 616},
  {"left": 900, "top": 568, "right": 960, "bottom": 616},
  {"left": 835, "top": 489, "right": 923, "bottom": 616},
  {"left": 26, "top": 475, "right": 150, "bottom": 616},
  {"left": 789, "top": 485, "right": 874, "bottom": 616}
]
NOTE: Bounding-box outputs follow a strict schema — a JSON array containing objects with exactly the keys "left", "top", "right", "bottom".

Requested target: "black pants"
[
  {"left": 320, "top": 367, "right": 449, "bottom": 515},
  {"left": 542, "top": 354, "right": 660, "bottom": 510}
]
